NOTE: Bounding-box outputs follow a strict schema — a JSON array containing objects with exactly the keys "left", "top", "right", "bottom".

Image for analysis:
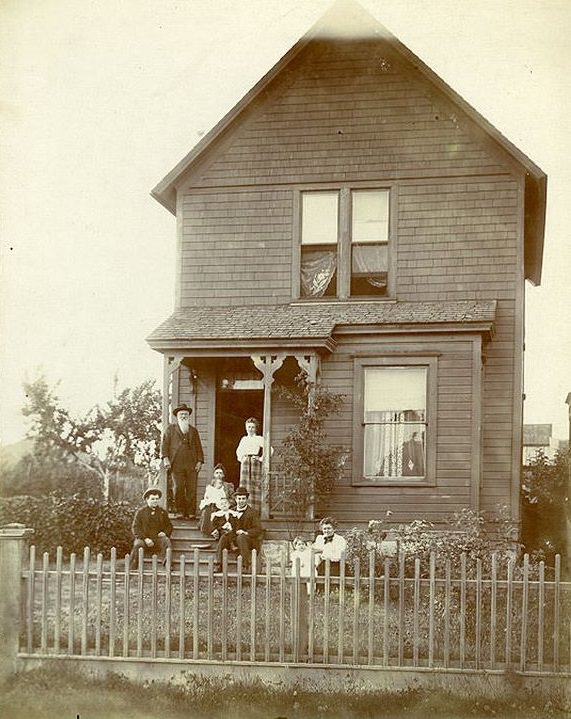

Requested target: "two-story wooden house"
[{"left": 147, "top": 1, "right": 546, "bottom": 531}]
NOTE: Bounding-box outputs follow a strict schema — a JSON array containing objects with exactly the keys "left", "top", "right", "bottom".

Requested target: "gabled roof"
[
  {"left": 146, "top": 299, "right": 497, "bottom": 353},
  {"left": 151, "top": 0, "right": 546, "bottom": 285}
]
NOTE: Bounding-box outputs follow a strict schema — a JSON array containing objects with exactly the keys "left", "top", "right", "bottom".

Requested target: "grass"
[{"left": 0, "top": 664, "right": 569, "bottom": 719}]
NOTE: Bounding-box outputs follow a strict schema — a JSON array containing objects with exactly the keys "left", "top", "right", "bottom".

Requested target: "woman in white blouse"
[{"left": 235, "top": 417, "right": 266, "bottom": 514}]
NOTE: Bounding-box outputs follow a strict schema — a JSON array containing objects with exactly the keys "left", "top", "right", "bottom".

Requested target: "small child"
[
  {"left": 290, "top": 536, "right": 314, "bottom": 580},
  {"left": 210, "top": 497, "right": 239, "bottom": 541}
]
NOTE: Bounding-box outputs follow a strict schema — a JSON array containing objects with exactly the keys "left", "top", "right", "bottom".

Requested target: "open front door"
[{"left": 215, "top": 388, "right": 264, "bottom": 487}]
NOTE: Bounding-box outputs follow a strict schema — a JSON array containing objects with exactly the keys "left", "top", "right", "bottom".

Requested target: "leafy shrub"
[
  {"left": 0, "top": 455, "right": 103, "bottom": 499},
  {"left": 0, "top": 493, "right": 135, "bottom": 557},
  {"left": 345, "top": 507, "right": 520, "bottom": 579},
  {"left": 521, "top": 448, "right": 569, "bottom": 563}
]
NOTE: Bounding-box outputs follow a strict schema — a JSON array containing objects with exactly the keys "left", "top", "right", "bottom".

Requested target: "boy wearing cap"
[
  {"left": 215, "top": 486, "right": 263, "bottom": 572},
  {"left": 130, "top": 488, "right": 173, "bottom": 568},
  {"left": 161, "top": 403, "right": 204, "bottom": 519}
]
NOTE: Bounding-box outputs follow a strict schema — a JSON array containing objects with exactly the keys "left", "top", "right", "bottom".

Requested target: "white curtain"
[
  {"left": 364, "top": 410, "right": 425, "bottom": 478},
  {"left": 300, "top": 250, "right": 336, "bottom": 297},
  {"left": 352, "top": 244, "right": 387, "bottom": 288}
]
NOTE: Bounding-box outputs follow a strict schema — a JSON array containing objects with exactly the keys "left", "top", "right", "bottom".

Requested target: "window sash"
[{"left": 353, "top": 359, "right": 436, "bottom": 485}]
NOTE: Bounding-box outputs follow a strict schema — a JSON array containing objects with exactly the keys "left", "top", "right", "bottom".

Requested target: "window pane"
[
  {"left": 352, "top": 189, "right": 389, "bottom": 243},
  {"left": 301, "top": 192, "right": 338, "bottom": 245},
  {"left": 363, "top": 367, "right": 427, "bottom": 479}
]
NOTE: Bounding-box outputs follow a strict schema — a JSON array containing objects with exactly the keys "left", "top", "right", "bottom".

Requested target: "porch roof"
[{"left": 146, "top": 299, "right": 497, "bottom": 353}]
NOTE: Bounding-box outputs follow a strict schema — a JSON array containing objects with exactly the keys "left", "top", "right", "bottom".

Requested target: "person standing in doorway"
[
  {"left": 236, "top": 417, "right": 266, "bottom": 515},
  {"left": 161, "top": 403, "right": 204, "bottom": 519}
]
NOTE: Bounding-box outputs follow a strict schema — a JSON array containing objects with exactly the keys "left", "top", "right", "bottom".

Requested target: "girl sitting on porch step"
[{"left": 199, "top": 464, "right": 235, "bottom": 536}]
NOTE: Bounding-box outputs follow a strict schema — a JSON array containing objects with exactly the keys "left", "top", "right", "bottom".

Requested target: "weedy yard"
[{"left": 0, "top": 664, "right": 569, "bottom": 719}]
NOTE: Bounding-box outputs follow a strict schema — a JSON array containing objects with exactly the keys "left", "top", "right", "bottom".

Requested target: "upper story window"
[{"left": 299, "top": 187, "right": 391, "bottom": 299}]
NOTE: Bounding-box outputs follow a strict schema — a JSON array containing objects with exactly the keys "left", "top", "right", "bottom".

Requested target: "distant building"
[{"left": 522, "top": 424, "right": 566, "bottom": 464}]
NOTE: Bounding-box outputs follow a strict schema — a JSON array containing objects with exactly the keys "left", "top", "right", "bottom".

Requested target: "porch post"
[
  {"left": 160, "top": 354, "right": 184, "bottom": 509},
  {"left": 252, "top": 354, "right": 285, "bottom": 519},
  {"left": 0, "top": 524, "right": 34, "bottom": 683},
  {"left": 294, "top": 353, "right": 321, "bottom": 519}
]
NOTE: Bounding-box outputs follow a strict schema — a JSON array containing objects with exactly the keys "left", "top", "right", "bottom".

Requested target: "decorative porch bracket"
[
  {"left": 294, "top": 353, "right": 321, "bottom": 410},
  {"left": 251, "top": 353, "right": 285, "bottom": 519}
]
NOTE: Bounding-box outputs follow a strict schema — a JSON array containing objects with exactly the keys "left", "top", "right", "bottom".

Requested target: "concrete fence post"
[{"left": 0, "top": 523, "right": 34, "bottom": 684}]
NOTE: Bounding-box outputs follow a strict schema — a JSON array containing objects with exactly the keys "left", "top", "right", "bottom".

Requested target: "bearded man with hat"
[
  {"left": 161, "top": 403, "right": 204, "bottom": 519},
  {"left": 130, "top": 488, "right": 173, "bottom": 568}
]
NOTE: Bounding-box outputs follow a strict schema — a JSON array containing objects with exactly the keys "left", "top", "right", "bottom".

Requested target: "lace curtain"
[
  {"left": 300, "top": 250, "right": 336, "bottom": 297},
  {"left": 364, "top": 410, "right": 425, "bottom": 478}
]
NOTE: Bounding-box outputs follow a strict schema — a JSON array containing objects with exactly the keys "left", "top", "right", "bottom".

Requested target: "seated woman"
[{"left": 198, "top": 463, "right": 235, "bottom": 536}]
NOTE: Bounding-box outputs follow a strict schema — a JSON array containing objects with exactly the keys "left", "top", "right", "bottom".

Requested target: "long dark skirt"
[{"left": 239, "top": 456, "right": 262, "bottom": 514}]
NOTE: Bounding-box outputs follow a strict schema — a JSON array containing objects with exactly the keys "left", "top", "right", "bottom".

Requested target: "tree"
[
  {"left": 275, "top": 374, "right": 346, "bottom": 538},
  {"left": 521, "top": 447, "right": 570, "bottom": 566},
  {"left": 18, "top": 376, "right": 162, "bottom": 499}
]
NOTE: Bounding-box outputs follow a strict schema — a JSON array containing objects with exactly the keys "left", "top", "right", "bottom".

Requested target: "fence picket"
[
  {"left": 413, "top": 557, "right": 420, "bottom": 667},
  {"left": 123, "top": 553, "right": 131, "bottom": 658},
  {"left": 207, "top": 555, "right": 214, "bottom": 660},
  {"left": 68, "top": 552, "right": 76, "bottom": 655},
  {"left": 250, "top": 550, "right": 258, "bottom": 662},
  {"left": 553, "top": 555, "right": 560, "bottom": 671},
  {"left": 398, "top": 554, "right": 405, "bottom": 666},
  {"left": 323, "top": 561, "right": 331, "bottom": 665},
  {"left": 443, "top": 558, "right": 451, "bottom": 669},
  {"left": 164, "top": 548, "right": 172, "bottom": 658},
  {"left": 192, "top": 550, "right": 199, "bottom": 660},
  {"left": 136, "top": 550, "right": 144, "bottom": 658},
  {"left": 520, "top": 554, "right": 530, "bottom": 672},
  {"left": 264, "top": 561, "right": 271, "bottom": 663},
  {"left": 475, "top": 558, "right": 482, "bottom": 670},
  {"left": 352, "top": 558, "right": 360, "bottom": 666},
  {"left": 81, "top": 547, "right": 90, "bottom": 656},
  {"left": 27, "top": 545, "right": 35, "bottom": 654},
  {"left": 338, "top": 555, "right": 346, "bottom": 665},
  {"left": 538, "top": 561, "right": 545, "bottom": 672},
  {"left": 459, "top": 554, "right": 466, "bottom": 668},
  {"left": 178, "top": 555, "right": 186, "bottom": 660},
  {"left": 109, "top": 548, "right": 116, "bottom": 658},
  {"left": 505, "top": 556, "right": 513, "bottom": 666},
  {"left": 383, "top": 557, "right": 389, "bottom": 666},
  {"left": 490, "top": 554, "right": 497, "bottom": 669},
  {"left": 236, "top": 555, "right": 243, "bottom": 662},
  {"left": 95, "top": 553, "right": 103, "bottom": 656},
  {"left": 40, "top": 552, "right": 49, "bottom": 654},
  {"left": 279, "top": 553, "right": 286, "bottom": 663},
  {"left": 54, "top": 547, "right": 63, "bottom": 654},
  {"left": 150, "top": 555, "right": 158, "bottom": 658},
  {"left": 367, "top": 551, "right": 375, "bottom": 666}
]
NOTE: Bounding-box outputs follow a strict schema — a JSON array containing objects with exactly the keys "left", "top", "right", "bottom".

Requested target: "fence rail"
[{"left": 21, "top": 546, "right": 571, "bottom": 674}]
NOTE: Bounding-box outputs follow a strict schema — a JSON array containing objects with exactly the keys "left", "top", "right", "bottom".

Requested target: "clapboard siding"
[
  {"left": 288, "top": 335, "right": 477, "bottom": 523},
  {"left": 187, "top": 39, "right": 509, "bottom": 188},
  {"left": 179, "top": 189, "right": 293, "bottom": 307}
]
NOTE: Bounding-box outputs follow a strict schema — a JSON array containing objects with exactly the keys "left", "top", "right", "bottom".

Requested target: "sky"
[{"left": 1, "top": 0, "right": 570, "bottom": 447}]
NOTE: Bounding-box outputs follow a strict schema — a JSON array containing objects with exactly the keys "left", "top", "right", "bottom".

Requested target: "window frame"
[
  {"left": 292, "top": 183, "right": 397, "bottom": 300},
  {"left": 352, "top": 355, "right": 438, "bottom": 486}
]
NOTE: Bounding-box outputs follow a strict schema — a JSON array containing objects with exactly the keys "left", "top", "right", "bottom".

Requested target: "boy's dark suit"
[{"left": 215, "top": 505, "right": 263, "bottom": 570}]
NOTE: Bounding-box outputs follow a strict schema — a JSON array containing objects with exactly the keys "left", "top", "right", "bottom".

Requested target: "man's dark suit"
[
  {"left": 216, "top": 505, "right": 263, "bottom": 570},
  {"left": 161, "top": 422, "right": 204, "bottom": 517}
]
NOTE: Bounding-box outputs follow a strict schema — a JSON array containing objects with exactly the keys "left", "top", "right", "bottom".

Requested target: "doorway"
[{"left": 215, "top": 388, "right": 264, "bottom": 487}]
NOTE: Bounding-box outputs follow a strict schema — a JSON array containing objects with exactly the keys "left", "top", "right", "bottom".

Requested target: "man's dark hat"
[
  {"left": 173, "top": 403, "right": 192, "bottom": 416},
  {"left": 143, "top": 487, "right": 162, "bottom": 500},
  {"left": 234, "top": 486, "right": 249, "bottom": 497}
]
